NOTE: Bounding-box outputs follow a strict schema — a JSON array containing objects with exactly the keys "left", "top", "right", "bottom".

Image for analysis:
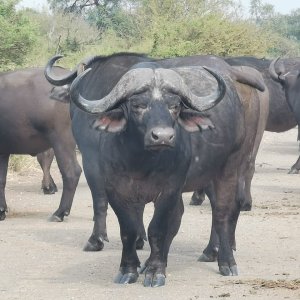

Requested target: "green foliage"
[
  {"left": 20, "top": 9, "right": 100, "bottom": 68},
  {"left": 0, "top": 0, "right": 37, "bottom": 70},
  {"left": 134, "top": 0, "right": 275, "bottom": 58},
  {"left": 148, "top": 13, "right": 272, "bottom": 58},
  {"left": 1, "top": 0, "right": 300, "bottom": 71}
]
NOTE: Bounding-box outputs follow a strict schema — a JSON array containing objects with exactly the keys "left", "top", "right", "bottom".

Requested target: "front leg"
[
  {"left": 0, "top": 154, "right": 9, "bottom": 221},
  {"left": 143, "top": 194, "right": 184, "bottom": 287},
  {"left": 109, "top": 197, "right": 142, "bottom": 284}
]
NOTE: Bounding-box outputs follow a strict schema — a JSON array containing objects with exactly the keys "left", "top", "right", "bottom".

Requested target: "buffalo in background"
[
  {"left": 45, "top": 53, "right": 268, "bottom": 286},
  {"left": 0, "top": 67, "right": 81, "bottom": 221},
  {"left": 191, "top": 56, "right": 300, "bottom": 206},
  {"left": 227, "top": 56, "right": 300, "bottom": 173},
  {"left": 269, "top": 57, "right": 300, "bottom": 144}
]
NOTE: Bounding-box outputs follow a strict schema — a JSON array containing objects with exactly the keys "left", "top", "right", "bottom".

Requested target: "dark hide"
[
  {"left": 0, "top": 67, "right": 81, "bottom": 221},
  {"left": 225, "top": 56, "right": 298, "bottom": 132},
  {"left": 46, "top": 53, "right": 268, "bottom": 285},
  {"left": 269, "top": 58, "right": 300, "bottom": 173},
  {"left": 191, "top": 56, "right": 300, "bottom": 207},
  {"left": 227, "top": 57, "right": 300, "bottom": 174}
]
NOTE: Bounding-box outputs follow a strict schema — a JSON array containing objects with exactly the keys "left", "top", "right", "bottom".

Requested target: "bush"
[{"left": 0, "top": 0, "right": 37, "bottom": 71}]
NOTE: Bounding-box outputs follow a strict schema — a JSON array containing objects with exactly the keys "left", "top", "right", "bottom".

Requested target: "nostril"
[
  {"left": 169, "top": 134, "right": 174, "bottom": 141},
  {"left": 151, "top": 131, "right": 159, "bottom": 141}
]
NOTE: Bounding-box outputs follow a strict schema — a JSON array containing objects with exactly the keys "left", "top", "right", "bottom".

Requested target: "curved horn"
[
  {"left": 70, "top": 68, "right": 154, "bottom": 113},
  {"left": 269, "top": 57, "right": 285, "bottom": 83},
  {"left": 71, "top": 66, "right": 226, "bottom": 114},
  {"left": 45, "top": 55, "right": 77, "bottom": 86},
  {"left": 156, "top": 67, "right": 226, "bottom": 111}
]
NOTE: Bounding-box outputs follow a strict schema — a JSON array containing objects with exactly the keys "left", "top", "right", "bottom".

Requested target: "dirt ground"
[{"left": 1, "top": 128, "right": 299, "bottom": 300}]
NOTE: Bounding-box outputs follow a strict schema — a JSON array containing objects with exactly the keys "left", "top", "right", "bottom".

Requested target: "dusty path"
[{"left": 0, "top": 129, "right": 299, "bottom": 299}]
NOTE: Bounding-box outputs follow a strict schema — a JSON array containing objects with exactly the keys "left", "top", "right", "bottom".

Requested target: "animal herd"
[{"left": 0, "top": 53, "right": 299, "bottom": 287}]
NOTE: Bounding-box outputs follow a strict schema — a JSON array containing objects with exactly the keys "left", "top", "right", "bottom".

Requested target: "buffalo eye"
[
  {"left": 131, "top": 102, "right": 148, "bottom": 112},
  {"left": 168, "top": 103, "right": 181, "bottom": 117}
]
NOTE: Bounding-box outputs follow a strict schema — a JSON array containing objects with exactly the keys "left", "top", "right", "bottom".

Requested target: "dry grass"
[
  {"left": 8, "top": 155, "right": 40, "bottom": 173},
  {"left": 233, "top": 279, "right": 300, "bottom": 290}
]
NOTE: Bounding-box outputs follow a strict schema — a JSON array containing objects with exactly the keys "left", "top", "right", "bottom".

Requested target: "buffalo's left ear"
[
  {"left": 178, "top": 109, "right": 214, "bottom": 132},
  {"left": 49, "top": 85, "right": 70, "bottom": 103},
  {"left": 92, "top": 108, "right": 127, "bottom": 132}
]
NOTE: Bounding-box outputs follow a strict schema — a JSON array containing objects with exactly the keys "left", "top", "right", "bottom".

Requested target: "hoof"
[
  {"left": 189, "top": 191, "right": 205, "bottom": 206},
  {"left": 0, "top": 210, "right": 6, "bottom": 221},
  {"left": 136, "top": 237, "right": 144, "bottom": 250},
  {"left": 83, "top": 239, "right": 104, "bottom": 252},
  {"left": 240, "top": 203, "right": 252, "bottom": 211},
  {"left": 198, "top": 253, "right": 217, "bottom": 262},
  {"left": 144, "top": 273, "right": 166, "bottom": 287},
  {"left": 48, "top": 214, "right": 64, "bottom": 222},
  {"left": 114, "top": 272, "right": 138, "bottom": 284},
  {"left": 42, "top": 184, "right": 58, "bottom": 195},
  {"left": 219, "top": 265, "right": 238, "bottom": 276},
  {"left": 288, "top": 168, "right": 299, "bottom": 174}
]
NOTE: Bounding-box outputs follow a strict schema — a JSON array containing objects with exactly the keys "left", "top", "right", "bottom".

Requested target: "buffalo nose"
[{"left": 150, "top": 127, "right": 175, "bottom": 146}]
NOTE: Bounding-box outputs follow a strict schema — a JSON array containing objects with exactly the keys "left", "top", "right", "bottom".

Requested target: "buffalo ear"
[
  {"left": 49, "top": 86, "right": 70, "bottom": 103},
  {"left": 178, "top": 109, "right": 214, "bottom": 132},
  {"left": 92, "top": 108, "right": 127, "bottom": 132}
]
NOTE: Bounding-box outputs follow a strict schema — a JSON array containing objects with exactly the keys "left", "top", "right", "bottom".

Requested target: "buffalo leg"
[
  {"left": 288, "top": 155, "right": 300, "bottom": 174},
  {"left": 288, "top": 126, "right": 300, "bottom": 173},
  {"left": 212, "top": 177, "right": 239, "bottom": 276},
  {"left": 49, "top": 136, "right": 81, "bottom": 222},
  {"left": 0, "top": 154, "right": 9, "bottom": 220},
  {"left": 109, "top": 197, "right": 141, "bottom": 284},
  {"left": 37, "top": 148, "right": 58, "bottom": 194},
  {"left": 83, "top": 156, "right": 109, "bottom": 251},
  {"left": 198, "top": 183, "right": 220, "bottom": 262},
  {"left": 143, "top": 194, "right": 184, "bottom": 287}
]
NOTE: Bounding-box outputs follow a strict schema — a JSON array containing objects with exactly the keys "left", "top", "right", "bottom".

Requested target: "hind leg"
[{"left": 37, "top": 148, "right": 58, "bottom": 194}]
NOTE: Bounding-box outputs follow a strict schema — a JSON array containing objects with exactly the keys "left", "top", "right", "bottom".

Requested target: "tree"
[
  {"left": 48, "top": 0, "right": 138, "bottom": 38},
  {"left": 250, "top": 0, "right": 275, "bottom": 24},
  {"left": 0, "top": 0, "right": 37, "bottom": 70}
]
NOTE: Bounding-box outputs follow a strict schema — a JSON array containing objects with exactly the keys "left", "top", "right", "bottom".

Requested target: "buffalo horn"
[
  {"left": 269, "top": 57, "right": 285, "bottom": 83},
  {"left": 45, "top": 55, "right": 78, "bottom": 86},
  {"left": 70, "top": 68, "right": 154, "bottom": 113},
  {"left": 157, "top": 67, "right": 226, "bottom": 112},
  {"left": 70, "top": 66, "right": 226, "bottom": 114}
]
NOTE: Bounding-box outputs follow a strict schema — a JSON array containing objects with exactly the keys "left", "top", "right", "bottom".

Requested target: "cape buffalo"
[
  {"left": 191, "top": 56, "right": 300, "bottom": 206},
  {"left": 269, "top": 57, "right": 300, "bottom": 137},
  {"left": 227, "top": 56, "right": 300, "bottom": 173},
  {"left": 45, "top": 53, "right": 268, "bottom": 286},
  {"left": 0, "top": 67, "right": 81, "bottom": 221}
]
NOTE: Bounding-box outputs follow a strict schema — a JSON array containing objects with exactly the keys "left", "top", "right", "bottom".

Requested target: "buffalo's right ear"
[
  {"left": 49, "top": 85, "right": 70, "bottom": 103},
  {"left": 92, "top": 108, "right": 127, "bottom": 132},
  {"left": 178, "top": 109, "right": 214, "bottom": 132}
]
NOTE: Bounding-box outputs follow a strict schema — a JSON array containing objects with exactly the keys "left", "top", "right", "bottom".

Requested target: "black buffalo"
[
  {"left": 0, "top": 67, "right": 81, "bottom": 221},
  {"left": 269, "top": 57, "right": 300, "bottom": 142},
  {"left": 227, "top": 56, "right": 300, "bottom": 173},
  {"left": 45, "top": 53, "right": 268, "bottom": 286},
  {"left": 191, "top": 56, "right": 300, "bottom": 206}
]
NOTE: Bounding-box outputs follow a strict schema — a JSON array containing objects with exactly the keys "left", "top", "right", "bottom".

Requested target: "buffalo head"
[
  {"left": 69, "top": 62, "right": 226, "bottom": 149},
  {"left": 269, "top": 58, "right": 300, "bottom": 117}
]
